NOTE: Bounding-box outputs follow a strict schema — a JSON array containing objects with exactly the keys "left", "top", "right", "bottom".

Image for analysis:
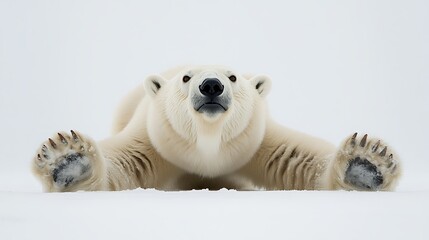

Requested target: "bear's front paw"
[
  {"left": 33, "top": 130, "right": 98, "bottom": 190},
  {"left": 334, "top": 133, "right": 401, "bottom": 191}
]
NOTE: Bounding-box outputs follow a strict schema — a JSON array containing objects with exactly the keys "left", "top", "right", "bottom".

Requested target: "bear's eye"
[
  {"left": 182, "top": 75, "right": 191, "bottom": 83},
  {"left": 229, "top": 75, "right": 237, "bottom": 82}
]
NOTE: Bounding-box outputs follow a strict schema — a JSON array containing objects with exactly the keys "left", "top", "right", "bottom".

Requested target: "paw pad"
[
  {"left": 52, "top": 153, "right": 91, "bottom": 188},
  {"left": 345, "top": 157, "right": 383, "bottom": 190}
]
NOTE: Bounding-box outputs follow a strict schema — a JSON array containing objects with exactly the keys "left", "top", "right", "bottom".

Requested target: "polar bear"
[{"left": 32, "top": 65, "right": 402, "bottom": 192}]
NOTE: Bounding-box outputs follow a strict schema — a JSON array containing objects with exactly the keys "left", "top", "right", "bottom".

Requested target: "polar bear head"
[{"left": 144, "top": 65, "right": 271, "bottom": 177}]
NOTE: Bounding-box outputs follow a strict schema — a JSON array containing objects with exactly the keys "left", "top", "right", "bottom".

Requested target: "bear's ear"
[
  {"left": 144, "top": 74, "right": 167, "bottom": 98},
  {"left": 250, "top": 75, "right": 272, "bottom": 98}
]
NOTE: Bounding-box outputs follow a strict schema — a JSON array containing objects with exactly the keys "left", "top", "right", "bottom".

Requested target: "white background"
[
  {"left": 1, "top": 0, "right": 428, "bottom": 189},
  {"left": 0, "top": 1, "right": 428, "bottom": 239}
]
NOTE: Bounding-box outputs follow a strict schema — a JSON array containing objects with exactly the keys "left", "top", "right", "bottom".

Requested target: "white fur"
[
  {"left": 32, "top": 65, "right": 402, "bottom": 192},
  {"left": 146, "top": 65, "right": 270, "bottom": 177}
]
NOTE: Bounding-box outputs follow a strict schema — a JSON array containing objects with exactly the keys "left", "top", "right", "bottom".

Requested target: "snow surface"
[
  {"left": 1, "top": 0, "right": 429, "bottom": 239},
  {"left": 2, "top": 190, "right": 429, "bottom": 240},
  {"left": 1, "top": 171, "right": 429, "bottom": 240}
]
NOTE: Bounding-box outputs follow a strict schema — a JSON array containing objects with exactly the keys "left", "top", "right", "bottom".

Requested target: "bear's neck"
[{"left": 195, "top": 120, "right": 223, "bottom": 158}]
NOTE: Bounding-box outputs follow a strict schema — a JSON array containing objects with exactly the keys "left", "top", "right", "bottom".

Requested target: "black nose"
[{"left": 199, "top": 78, "right": 224, "bottom": 97}]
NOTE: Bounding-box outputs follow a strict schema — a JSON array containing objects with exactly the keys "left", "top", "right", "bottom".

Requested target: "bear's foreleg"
[
  {"left": 33, "top": 130, "right": 167, "bottom": 192},
  {"left": 242, "top": 132, "right": 401, "bottom": 191},
  {"left": 242, "top": 143, "right": 329, "bottom": 190}
]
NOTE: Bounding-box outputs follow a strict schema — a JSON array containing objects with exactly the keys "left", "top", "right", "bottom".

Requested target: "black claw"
[
  {"left": 71, "top": 130, "right": 79, "bottom": 142},
  {"left": 37, "top": 154, "right": 42, "bottom": 161},
  {"left": 387, "top": 154, "right": 394, "bottom": 168},
  {"left": 49, "top": 138, "right": 57, "bottom": 149},
  {"left": 42, "top": 145, "right": 47, "bottom": 152},
  {"left": 360, "top": 134, "right": 368, "bottom": 147},
  {"left": 351, "top": 133, "right": 358, "bottom": 146},
  {"left": 58, "top": 133, "right": 68, "bottom": 145},
  {"left": 380, "top": 146, "right": 387, "bottom": 157},
  {"left": 372, "top": 140, "right": 380, "bottom": 152},
  {"left": 43, "top": 153, "right": 49, "bottom": 159}
]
